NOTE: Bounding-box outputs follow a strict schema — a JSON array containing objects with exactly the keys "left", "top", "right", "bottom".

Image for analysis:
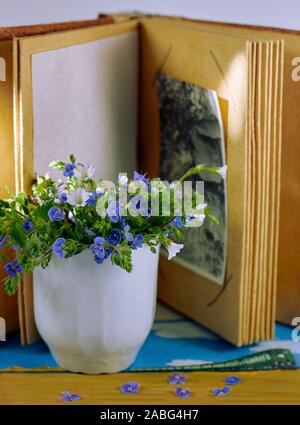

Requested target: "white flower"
[
  {"left": 74, "top": 164, "right": 95, "bottom": 181},
  {"left": 67, "top": 188, "right": 90, "bottom": 206},
  {"left": 196, "top": 202, "right": 207, "bottom": 212},
  {"left": 167, "top": 242, "right": 184, "bottom": 260},
  {"left": 217, "top": 165, "right": 227, "bottom": 180},
  {"left": 185, "top": 213, "right": 205, "bottom": 227},
  {"left": 118, "top": 173, "right": 128, "bottom": 185},
  {"left": 68, "top": 211, "right": 76, "bottom": 223}
]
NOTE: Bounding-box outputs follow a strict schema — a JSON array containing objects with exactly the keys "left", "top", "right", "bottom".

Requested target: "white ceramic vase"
[{"left": 33, "top": 245, "right": 159, "bottom": 374}]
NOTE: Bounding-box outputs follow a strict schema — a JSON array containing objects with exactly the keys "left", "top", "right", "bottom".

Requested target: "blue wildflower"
[
  {"left": 185, "top": 214, "right": 196, "bottom": 225},
  {"left": 59, "top": 391, "right": 80, "bottom": 402},
  {"left": 48, "top": 207, "right": 64, "bottom": 222},
  {"left": 120, "top": 382, "right": 140, "bottom": 394},
  {"left": 224, "top": 376, "right": 241, "bottom": 385},
  {"left": 124, "top": 225, "right": 133, "bottom": 242},
  {"left": 59, "top": 192, "right": 68, "bottom": 202},
  {"left": 175, "top": 387, "right": 191, "bottom": 399},
  {"left": 132, "top": 234, "right": 144, "bottom": 249},
  {"left": 134, "top": 171, "right": 149, "bottom": 185},
  {"left": 94, "top": 255, "right": 105, "bottom": 265},
  {"left": 94, "top": 246, "right": 112, "bottom": 265},
  {"left": 140, "top": 206, "right": 151, "bottom": 217},
  {"left": 84, "top": 227, "right": 96, "bottom": 238},
  {"left": 108, "top": 229, "right": 122, "bottom": 246},
  {"left": 0, "top": 235, "right": 6, "bottom": 249},
  {"left": 119, "top": 216, "right": 126, "bottom": 228},
  {"left": 212, "top": 386, "right": 231, "bottom": 396},
  {"left": 22, "top": 218, "right": 33, "bottom": 232},
  {"left": 172, "top": 216, "right": 183, "bottom": 228},
  {"left": 86, "top": 190, "right": 101, "bottom": 207},
  {"left": 52, "top": 238, "right": 65, "bottom": 259},
  {"left": 63, "top": 163, "right": 76, "bottom": 178},
  {"left": 105, "top": 247, "right": 113, "bottom": 258},
  {"left": 168, "top": 373, "right": 187, "bottom": 385},
  {"left": 4, "top": 259, "right": 23, "bottom": 277},
  {"left": 90, "top": 236, "right": 105, "bottom": 259},
  {"left": 107, "top": 201, "right": 119, "bottom": 223}
]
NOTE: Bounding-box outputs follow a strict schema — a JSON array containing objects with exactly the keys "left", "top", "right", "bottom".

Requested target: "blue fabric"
[{"left": 0, "top": 303, "right": 298, "bottom": 371}]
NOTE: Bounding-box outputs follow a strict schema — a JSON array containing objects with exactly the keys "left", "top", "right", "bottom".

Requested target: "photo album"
[{"left": 1, "top": 13, "right": 300, "bottom": 347}]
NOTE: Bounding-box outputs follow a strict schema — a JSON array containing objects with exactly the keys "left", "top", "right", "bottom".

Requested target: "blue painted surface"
[{"left": 0, "top": 305, "right": 298, "bottom": 370}]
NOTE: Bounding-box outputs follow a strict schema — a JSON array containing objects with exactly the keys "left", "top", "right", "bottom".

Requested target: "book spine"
[{"left": 0, "top": 39, "right": 19, "bottom": 333}]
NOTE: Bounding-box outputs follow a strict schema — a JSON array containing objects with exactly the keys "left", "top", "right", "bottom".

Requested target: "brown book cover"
[{"left": 0, "top": 13, "right": 298, "bottom": 346}]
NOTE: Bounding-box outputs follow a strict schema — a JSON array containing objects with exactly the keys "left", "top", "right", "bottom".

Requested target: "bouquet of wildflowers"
[{"left": 0, "top": 154, "right": 224, "bottom": 295}]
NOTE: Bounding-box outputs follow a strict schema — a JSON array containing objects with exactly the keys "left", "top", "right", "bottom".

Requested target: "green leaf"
[
  {"left": 111, "top": 246, "right": 133, "bottom": 272},
  {"left": 4, "top": 276, "right": 19, "bottom": 295},
  {"left": 49, "top": 160, "right": 65, "bottom": 170},
  {"left": 34, "top": 202, "right": 54, "bottom": 220},
  {"left": 0, "top": 200, "right": 9, "bottom": 208},
  {"left": 0, "top": 251, "right": 8, "bottom": 261},
  {"left": 207, "top": 213, "right": 219, "bottom": 225},
  {"left": 70, "top": 154, "right": 76, "bottom": 164},
  {"left": 10, "top": 222, "right": 26, "bottom": 248}
]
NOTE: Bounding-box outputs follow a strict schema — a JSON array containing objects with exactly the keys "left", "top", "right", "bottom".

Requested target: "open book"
[{"left": 0, "top": 13, "right": 298, "bottom": 346}]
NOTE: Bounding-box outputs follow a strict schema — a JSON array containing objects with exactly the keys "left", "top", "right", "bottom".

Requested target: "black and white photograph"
[{"left": 156, "top": 73, "right": 227, "bottom": 285}]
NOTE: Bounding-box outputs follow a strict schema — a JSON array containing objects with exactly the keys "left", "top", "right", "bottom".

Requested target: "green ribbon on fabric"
[{"left": 127, "top": 349, "right": 296, "bottom": 372}]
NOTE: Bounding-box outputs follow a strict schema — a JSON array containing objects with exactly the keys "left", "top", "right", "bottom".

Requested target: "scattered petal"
[
  {"left": 174, "top": 387, "right": 191, "bottom": 399},
  {"left": 120, "top": 382, "right": 140, "bottom": 394},
  {"left": 212, "top": 386, "right": 231, "bottom": 396},
  {"left": 70, "top": 393, "right": 81, "bottom": 401},
  {"left": 59, "top": 390, "right": 80, "bottom": 402},
  {"left": 168, "top": 373, "right": 187, "bottom": 385},
  {"left": 224, "top": 375, "right": 241, "bottom": 385}
]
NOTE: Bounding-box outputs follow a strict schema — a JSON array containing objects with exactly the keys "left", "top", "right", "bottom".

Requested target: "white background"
[{"left": 0, "top": 0, "right": 300, "bottom": 30}]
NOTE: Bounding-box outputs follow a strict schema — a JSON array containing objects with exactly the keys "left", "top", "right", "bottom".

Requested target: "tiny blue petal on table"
[
  {"left": 175, "top": 387, "right": 191, "bottom": 398},
  {"left": 224, "top": 375, "right": 241, "bottom": 385},
  {"left": 120, "top": 382, "right": 140, "bottom": 394},
  {"left": 168, "top": 373, "right": 187, "bottom": 385},
  {"left": 212, "top": 386, "right": 231, "bottom": 396},
  {"left": 59, "top": 391, "right": 80, "bottom": 402}
]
